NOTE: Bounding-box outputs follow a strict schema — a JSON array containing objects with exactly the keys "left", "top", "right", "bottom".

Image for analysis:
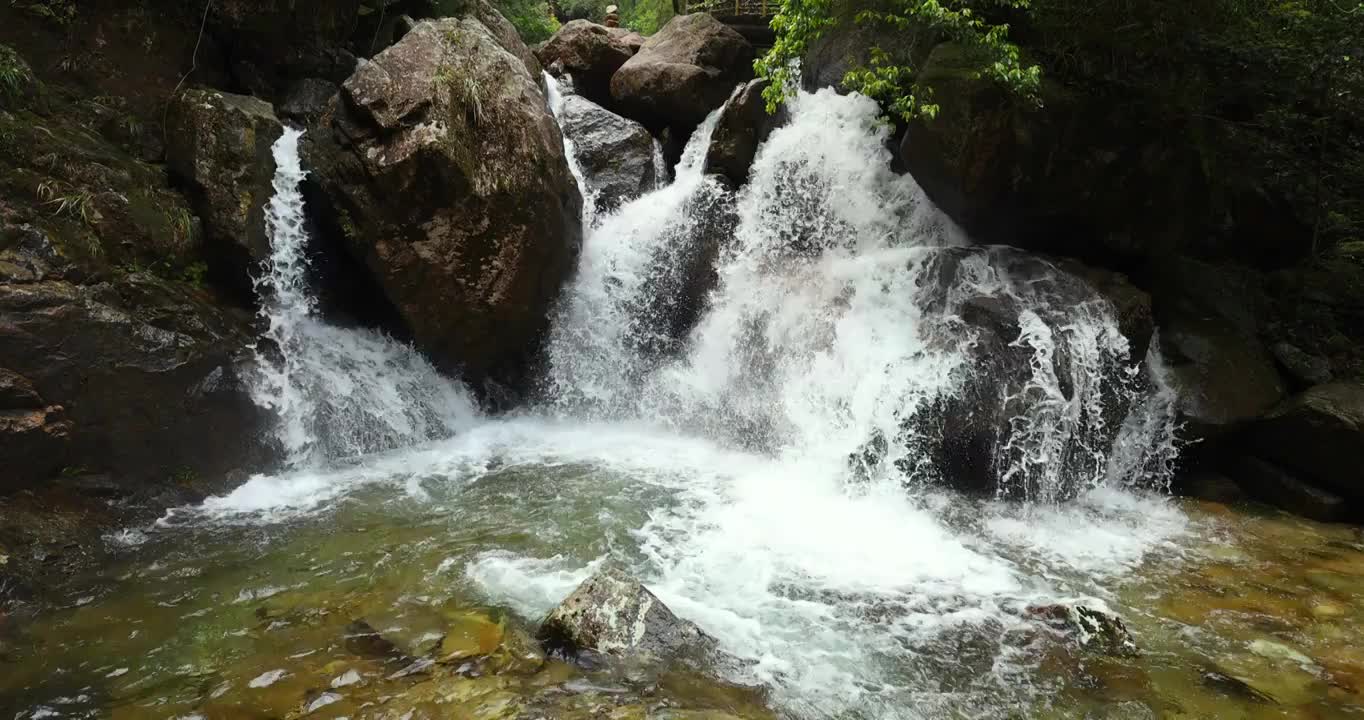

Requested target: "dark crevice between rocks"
[{"left": 298, "top": 178, "right": 414, "bottom": 344}]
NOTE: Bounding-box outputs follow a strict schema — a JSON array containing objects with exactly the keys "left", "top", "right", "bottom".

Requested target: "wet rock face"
[
  {"left": 1028, "top": 602, "right": 1139, "bottom": 657},
  {"left": 704, "top": 79, "right": 786, "bottom": 187},
  {"left": 629, "top": 177, "right": 737, "bottom": 362},
  {"left": 302, "top": 12, "right": 582, "bottom": 390},
  {"left": 897, "top": 247, "right": 1146, "bottom": 501},
  {"left": 165, "top": 88, "right": 284, "bottom": 291},
  {"left": 610, "top": 14, "right": 755, "bottom": 138},
  {"left": 537, "top": 20, "right": 634, "bottom": 105},
  {"left": 279, "top": 78, "right": 339, "bottom": 126},
  {"left": 539, "top": 568, "right": 719, "bottom": 663},
  {"left": 0, "top": 82, "right": 273, "bottom": 497},
  {"left": 559, "top": 94, "right": 657, "bottom": 211},
  {"left": 1154, "top": 258, "right": 1285, "bottom": 432},
  {"left": 1239, "top": 383, "right": 1364, "bottom": 516},
  {"left": 0, "top": 268, "right": 270, "bottom": 495}
]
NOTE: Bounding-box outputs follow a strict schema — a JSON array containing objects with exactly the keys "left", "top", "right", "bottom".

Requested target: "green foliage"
[
  {"left": 36, "top": 180, "right": 99, "bottom": 225},
  {"left": 620, "top": 0, "right": 674, "bottom": 34},
  {"left": 489, "top": 0, "right": 561, "bottom": 41},
  {"left": 0, "top": 44, "right": 34, "bottom": 102},
  {"left": 181, "top": 261, "right": 209, "bottom": 289},
  {"left": 759, "top": 0, "right": 1363, "bottom": 251},
  {"left": 9, "top": 0, "right": 77, "bottom": 25},
  {"left": 171, "top": 466, "right": 198, "bottom": 486},
  {"left": 552, "top": 0, "right": 673, "bottom": 34},
  {"left": 1029, "top": 0, "right": 1364, "bottom": 250},
  {"left": 757, "top": 0, "right": 1041, "bottom": 121}
]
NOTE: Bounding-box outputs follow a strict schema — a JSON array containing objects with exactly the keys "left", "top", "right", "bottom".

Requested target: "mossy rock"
[{"left": 165, "top": 87, "right": 283, "bottom": 293}]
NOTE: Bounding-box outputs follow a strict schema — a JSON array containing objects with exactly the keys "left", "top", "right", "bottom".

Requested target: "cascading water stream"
[
  {"left": 544, "top": 73, "right": 598, "bottom": 232},
  {"left": 187, "top": 89, "right": 1186, "bottom": 719},
  {"left": 246, "top": 129, "right": 478, "bottom": 469}
]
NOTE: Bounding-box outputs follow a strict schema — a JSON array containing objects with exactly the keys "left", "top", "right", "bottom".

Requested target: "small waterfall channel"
[
  {"left": 246, "top": 129, "right": 479, "bottom": 469},
  {"left": 33, "top": 82, "right": 1364, "bottom": 720}
]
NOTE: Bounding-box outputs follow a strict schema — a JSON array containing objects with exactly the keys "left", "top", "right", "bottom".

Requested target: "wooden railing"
[{"left": 677, "top": 0, "right": 776, "bottom": 18}]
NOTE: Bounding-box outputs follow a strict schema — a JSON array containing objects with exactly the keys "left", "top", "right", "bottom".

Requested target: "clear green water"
[{"left": 2, "top": 433, "right": 1362, "bottom": 720}]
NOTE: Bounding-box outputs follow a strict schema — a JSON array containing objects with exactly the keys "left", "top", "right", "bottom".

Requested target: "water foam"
[
  {"left": 189, "top": 89, "right": 1189, "bottom": 719},
  {"left": 247, "top": 129, "right": 478, "bottom": 468}
]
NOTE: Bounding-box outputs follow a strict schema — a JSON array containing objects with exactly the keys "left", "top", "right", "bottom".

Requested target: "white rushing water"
[
  {"left": 544, "top": 73, "right": 598, "bottom": 233},
  {"left": 204, "top": 90, "right": 1185, "bottom": 718},
  {"left": 247, "top": 129, "right": 478, "bottom": 468}
]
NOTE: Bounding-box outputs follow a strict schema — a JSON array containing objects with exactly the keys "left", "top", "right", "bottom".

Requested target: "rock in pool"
[{"left": 538, "top": 567, "right": 719, "bottom": 664}]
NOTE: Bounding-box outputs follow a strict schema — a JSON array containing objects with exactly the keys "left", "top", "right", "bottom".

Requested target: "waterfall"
[
  {"left": 651, "top": 138, "right": 669, "bottom": 189},
  {"left": 541, "top": 88, "right": 1180, "bottom": 499},
  {"left": 544, "top": 73, "right": 597, "bottom": 232},
  {"left": 192, "top": 85, "right": 1188, "bottom": 720},
  {"left": 247, "top": 129, "right": 478, "bottom": 468}
]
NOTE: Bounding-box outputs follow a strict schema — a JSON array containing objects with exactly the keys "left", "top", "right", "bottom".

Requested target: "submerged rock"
[
  {"left": 610, "top": 14, "right": 754, "bottom": 137},
  {"left": 303, "top": 12, "right": 582, "bottom": 389},
  {"left": 704, "top": 79, "right": 786, "bottom": 187},
  {"left": 559, "top": 94, "right": 658, "bottom": 211},
  {"left": 1029, "top": 601, "right": 1139, "bottom": 657},
  {"left": 537, "top": 20, "right": 634, "bottom": 105},
  {"left": 165, "top": 88, "right": 284, "bottom": 288},
  {"left": 538, "top": 568, "right": 719, "bottom": 663}
]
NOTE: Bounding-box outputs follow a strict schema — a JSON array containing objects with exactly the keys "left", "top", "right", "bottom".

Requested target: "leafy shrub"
[
  {"left": 757, "top": 0, "right": 1039, "bottom": 121},
  {"left": 0, "top": 44, "right": 34, "bottom": 101},
  {"left": 10, "top": 0, "right": 77, "bottom": 25},
  {"left": 488, "top": 0, "right": 561, "bottom": 41}
]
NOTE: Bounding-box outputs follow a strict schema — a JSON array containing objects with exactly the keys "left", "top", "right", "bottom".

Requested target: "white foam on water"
[
  {"left": 247, "top": 129, "right": 479, "bottom": 468},
  {"left": 175, "top": 89, "right": 1191, "bottom": 719}
]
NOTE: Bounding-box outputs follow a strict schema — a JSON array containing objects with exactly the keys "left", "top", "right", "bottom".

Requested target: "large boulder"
[
  {"left": 538, "top": 568, "right": 719, "bottom": 663},
  {"left": 166, "top": 89, "right": 284, "bottom": 291},
  {"left": 0, "top": 87, "right": 271, "bottom": 495},
  {"left": 703, "top": 79, "right": 786, "bottom": 187},
  {"left": 0, "top": 234, "right": 269, "bottom": 495},
  {"left": 302, "top": 15, "right": 582, "bottom": 389},
  {"left": 536, "top": 20, "right": 634, "bottom": 105},
  {"left": 559, "top": 94, "right": 658, "bottom": 212},
  {"left": 1231, "top": 455, "right": 1351, "bottom": 523},
  {"left": 1053, "top": 258, "right": 1154, "bottom": 361},
  {"left": 1240, "top": 383, "right": 1364, "bottom": 511},
  {"left": 882, "top": 247, "right": 1147, "bottom": 501},
  {"left": 610, "top": 14, "right": 755, "bottom": 138},
  {"left": 608, "top": 27, "right": 647, "bottom": 55},
  {"left": 1153, "top": 258, "right": 1285, "bottom": 431},
  {"left": 468, "top": 0, "right": 545, "bottom": 79}
]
